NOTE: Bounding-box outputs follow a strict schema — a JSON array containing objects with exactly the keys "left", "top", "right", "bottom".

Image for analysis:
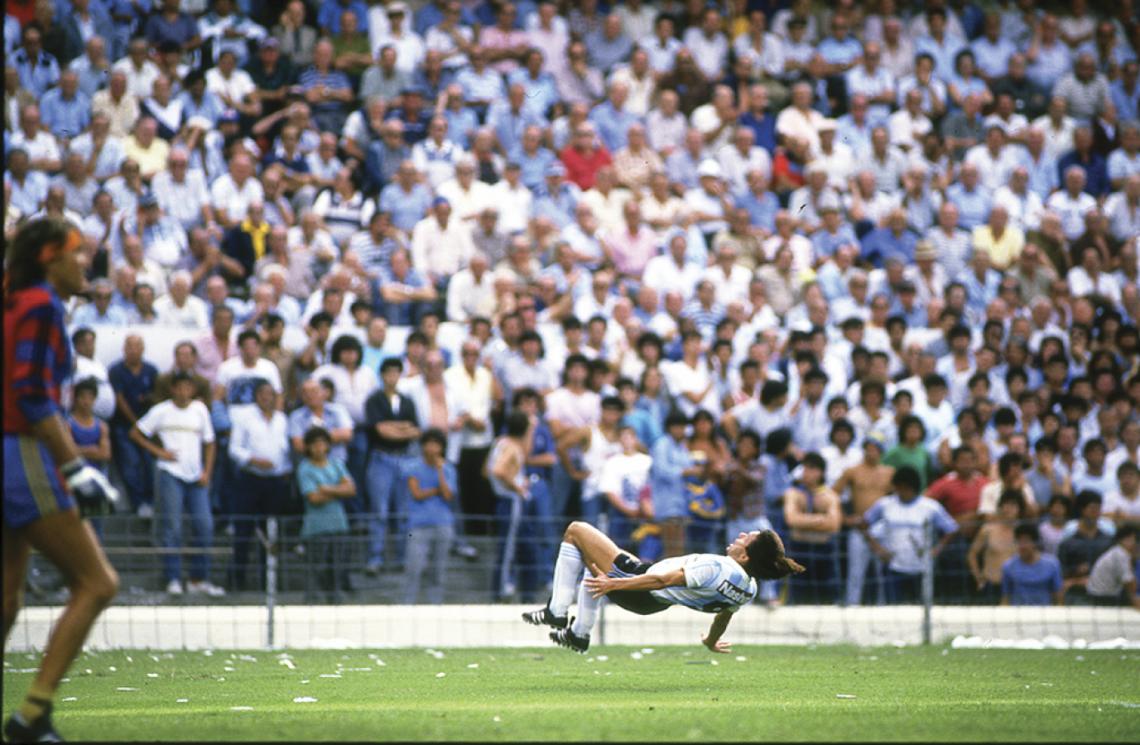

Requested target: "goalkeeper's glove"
[{"left": 61, "top": 458, "right": 120, "bottom": 510}]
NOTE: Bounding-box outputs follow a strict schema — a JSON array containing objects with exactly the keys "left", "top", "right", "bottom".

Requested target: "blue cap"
[{"left": 431, "top": 196, "right": 450, "bottom": 207}]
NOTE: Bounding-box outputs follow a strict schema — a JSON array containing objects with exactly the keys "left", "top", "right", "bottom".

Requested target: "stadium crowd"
[{"left": 4, "top": 0, "right": 1140, "bottom": 609}]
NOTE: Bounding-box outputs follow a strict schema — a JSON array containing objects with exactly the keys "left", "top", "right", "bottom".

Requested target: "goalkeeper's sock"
[
  {"left": 570, "top": 569, "right": 602, "bottom": 638},
  {"left": 549, "top": 542, "right": 584, "bottom": 617},
  {"left": 18, "top": 682, "right": 53, "bottom": 723}
]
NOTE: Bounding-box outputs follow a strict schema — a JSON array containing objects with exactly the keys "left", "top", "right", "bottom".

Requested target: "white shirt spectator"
[
  {"left": 8, "top": 129, "right": 61, "bottom": 171},
  {"left": 73, "top": 353, "right": 117, "bottom": 421},
  {"left": 436, "top": 177, "right": 494, "bottom": 221},
  {"left": 887, "top": 108, "right": 932, "bottom": 151},
  {"left": 112, "top": 57, "right": 161, "bottom": 99},
  {"left": 1044, "top": 189, "right": 1097, "bottom": 240},
  {"left": 152, "top": 168, "right": 211, "bottom": 230},
  {"left": 135, "top": 398, "right": 215, "bottom": 482},
  {"left": 964, "top": 144, "right": 1023, "bottom": 193},
  {"left": 205, "top": 67, "right": 256, "bottom": 105},
  {"left": 446, "top": 266, "right": 498, "bottom": 322},
  {"left": 993, "top": 185, "right": 1045, "bottom": 232},
  {"left": 642, "top": 254, "right": 703, "bottom": 302},
  {"left": 487, "top": 179, "right": 533, "bottom": 234},
  {"left": 1067, "top": 266, "right": 1122, "bottom": 303},
  {"left": 682, "top": 27, "right": 729, "bottom": 81},
  {"left": 209, "top": 174, "right": 264, "bottom": 224},
  {"left": 312, "top": 363, "right": 380, "bottom": 425},
  {"left": 410, "top": 215, "right": 475, "bottom": 279},
  {"left": 154, "top": 292, "right": 210, "bottom": 329},
  {"left": 716, "top": 143, "right": 771, "bottom": 196},
  {"left": 228, "top": 406, "right": 291, "bottom": 476}
]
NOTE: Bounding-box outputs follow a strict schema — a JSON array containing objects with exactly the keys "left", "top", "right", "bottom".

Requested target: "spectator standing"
[
  {"left": 1000, "top": 523, "right": 1065, "bottom": 606},
  {"left": 783, "top": 452, "right": 842, "bottom": 604},
  {"left": 108, "top": 334, "right": 159, "bottom": 517},
  {"left": 297, "top": 427, "right": 356, "bottom": 603},
  {"left": 363, "top": 357, "right": 421, "bottom": 574},
  {"left": 403, "top": 428, "right": 458, "bottom": 603},
  {"left": 1085, "top": 527, "right": 1140, "bottom": 609},
  {"left": 227, "top": 380, "right": 292, "bottom": 591},
  {"left": 131, "top": 372, "right": 222, "bottom": 597}
]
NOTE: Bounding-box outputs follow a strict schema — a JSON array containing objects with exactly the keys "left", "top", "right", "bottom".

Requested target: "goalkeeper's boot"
[
  {"left": 4, "top": 703, "right": 64, "bottom": 742},
  {"left": 521, "top": 605, "right": 567, "bottom": 629},
  {"left": 550, "top": 626, "right": 590, "bottom": 654}
]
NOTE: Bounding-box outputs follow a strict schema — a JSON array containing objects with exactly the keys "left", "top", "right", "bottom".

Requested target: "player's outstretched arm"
[
  {"left": 582, "top": 564, "right": 686, "bottom": 598},
  {"left": 701, "top": 610, "right": 734, "bottom": 654}
]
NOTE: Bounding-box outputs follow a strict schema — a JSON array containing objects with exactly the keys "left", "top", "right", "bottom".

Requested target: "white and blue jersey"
[{"left": 647, "top": 554, "right": 758, "bottom": 614}]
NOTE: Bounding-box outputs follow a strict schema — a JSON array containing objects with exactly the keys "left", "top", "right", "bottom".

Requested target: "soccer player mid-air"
[
  {"left": 4, "top": 218, "right": 121, "bottom": 741},
  {"left": 523, "top": 521, "right": 805, "bottom": 653}
]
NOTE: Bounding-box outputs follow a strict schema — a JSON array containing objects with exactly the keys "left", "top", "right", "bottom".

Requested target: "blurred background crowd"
[{"left": 4, "top": 0, "right": 1139, "bottom": 608}]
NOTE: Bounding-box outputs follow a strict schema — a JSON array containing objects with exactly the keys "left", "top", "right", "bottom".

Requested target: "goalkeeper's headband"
[{"left": 38, "top": 229, "right": 83, "bottom": 265}]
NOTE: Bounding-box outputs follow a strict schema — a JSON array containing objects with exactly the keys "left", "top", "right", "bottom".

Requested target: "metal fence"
[{"left": 17, "top": 513, "right": 1138, "bottom": 650}]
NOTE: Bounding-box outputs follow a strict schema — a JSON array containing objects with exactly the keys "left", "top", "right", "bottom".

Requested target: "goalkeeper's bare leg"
[{"left": 3, "top": 512, "right": 119, "bottom": 739}]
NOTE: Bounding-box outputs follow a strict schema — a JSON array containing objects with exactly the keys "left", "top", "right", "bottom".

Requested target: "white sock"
[
  {"left": 549, "top": 542, "right": 583, "bottom": 617},
  {"left": 571, "top": 568, "right": 603, "bottom": 638}
]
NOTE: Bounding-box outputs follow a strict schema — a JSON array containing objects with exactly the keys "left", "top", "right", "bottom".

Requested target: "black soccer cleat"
[
  {"left": 4, "top": 704, "right": 64, "bottom": 742},
  {"left": 550, "top": 626, "right": 590, "bottom": 654},
  {"left": 522, "top": 605, "right": 567, "bottom": 629}
]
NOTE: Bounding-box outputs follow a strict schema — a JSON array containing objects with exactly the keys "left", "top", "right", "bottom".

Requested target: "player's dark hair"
[
  {"left": 5, "top": 218, "right": 77, "bottom": 292},
  {"left": 744, "top": 530, "right": 806, "bottom": 580}
]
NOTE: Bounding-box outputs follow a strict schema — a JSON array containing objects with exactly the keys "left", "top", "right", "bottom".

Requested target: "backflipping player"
[
  {"left": 4, "top": 218, "right": 121, "bottom": 741},
  {"left": 523, "top": 521, "right": 805, "bottom": 653}
]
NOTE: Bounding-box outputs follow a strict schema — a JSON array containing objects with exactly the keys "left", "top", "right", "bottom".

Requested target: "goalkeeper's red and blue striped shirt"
[{"left": 3, "top": 282, "right": 73, "bottom": 435}]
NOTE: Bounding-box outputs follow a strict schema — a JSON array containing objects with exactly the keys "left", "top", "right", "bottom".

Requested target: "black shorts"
[{"left": 606, "top": 554, "right": 671, "bottom": 616}]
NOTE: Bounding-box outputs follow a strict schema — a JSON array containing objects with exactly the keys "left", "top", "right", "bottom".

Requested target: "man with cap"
[
  {"left": 373, "top": 2, "right": 425, "bottom": 77},
  {"left": 386, "top": 85, "right": 432, "bottom": 145},
  {"left": 685, "top": 160, "right": 732, "bottom": 246},
  {"left": 245, "top": 36, "right": 295, "bottom": 117},
  {"left": 833, "top": 432, "right": 895, "bottom": 606},
  {"left": 532, "top": 161, "right": 581, "bottom": 229}
]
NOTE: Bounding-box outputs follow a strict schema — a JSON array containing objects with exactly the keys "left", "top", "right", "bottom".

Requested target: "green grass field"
[{"left": 4, "top": 645, "right": 1138, "bottom": 741}]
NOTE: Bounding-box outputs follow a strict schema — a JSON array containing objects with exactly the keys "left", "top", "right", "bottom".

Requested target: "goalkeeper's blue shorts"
[{"left": 3, "top": 434, "right": 74, "bottom": 529}]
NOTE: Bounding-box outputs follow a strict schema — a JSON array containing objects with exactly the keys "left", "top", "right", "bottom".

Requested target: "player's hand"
[
  {"left": 62, "top": 458, "right": 121, "bottom": 509},
  {"left": 582, "top": 562, "right": 616, "bottom": 598},
  {"left": 702, "top": 635, "right": 732, "bottom": 654}
]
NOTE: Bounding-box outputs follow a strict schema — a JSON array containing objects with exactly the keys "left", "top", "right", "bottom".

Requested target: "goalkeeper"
[
  {"left": 3, "top": 218, "right": 121, "bottom": 742},
  {"left": 523, "top": 520, "right": 804, "bottom": 654}
]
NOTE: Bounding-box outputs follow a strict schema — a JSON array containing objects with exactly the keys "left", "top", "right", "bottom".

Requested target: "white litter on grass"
[
  {"left": 108, "top": 666, "right": 117, "bottom": 672},
  {"left": 1109, "top": 701, "right": 1140, "bottom": 709},
  {"left": 318, "top": 674, "right": 341, "bottom": 679},
  {"left": 116, "top": 687, "right": 138, "bottom": 692},
  {"left": 467, "top": 663, "right": 479, "bottom": 669},
  {"left": 595, "top": 655, "right": 609, "bottom": 661},
  {"left": 492, "top": 716, "right": 502, "bottom": 723},
  {"left": 301, "top": 680, "right": 310, "bottom": 684},
  {"left": 230, "top": 706, "right": 254, "bottom": 711},
  {"left": 436, "top": 672, "right": 446, "bottom": 678},
  {"left": 641, "top": 648, "right": 654, "bottom": 655},
  {"left": 203, "top": 650, "right": 213, "bottom": 657},
  {"left": 84, "top": 669, "right": 93, "bottom": 675},
  {"left": 293, "top": 697, "right": 318, "bottom": 703},
  {"left": 62, "top": 697, "right": 78, "bottom": 702},
  {"left": 224, "top": 666, "right": 236, "bottom": 672},
  {"left": 176, "top": 699, "right": 189, "bottom": 704},
  {"left": 126, "top": 656, "right": 133, "bottom": 663},
  {"left": 950, "top": 636, "right": 1140, "bottom": 650},
  {"left": 279, "top": 659, "right": 296, "bottom": 670},
  {"left": 216, "top": 677, "right": 226, "bottom": 682},
  {"left": 426, "top": 650, "right": 445, "bottom": 660},
  {"left": 345, "top": 667, "right": 372, "bottom": 672},
  {"left": 709, "top": 660, "right": 718, "bottom": 666},
  {"left": 836, "top": 694, "right": 857, "bottom": 700},
  {"left": 147, "top": 673, "right": 159, "bottom": 678},
  {"left": 630, "top": 652, "right": 643, "bottom": 660},
  {"left": 237, "top": 655, "right": 258, "bottom": 663},
  {"left": 735, "top": 656, "right": 747, "bottom": 662}
]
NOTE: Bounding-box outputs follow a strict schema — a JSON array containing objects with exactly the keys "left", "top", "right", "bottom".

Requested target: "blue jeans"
[
  {"left": 550, "top": 462, "right": 581, "bottom": 520},
  {"left": 346, "top": 427, "right": 370, "bottom": 516},
  {"left": 209, "top": 432, "right": 233, "bottom": 519},
  {"left": 366, "top": 451, "right": 414, "bottom": 567},
  {"left": 491, "top": 493, "right": 542, "bottom": 600},
  {"left": 527, "top": 477, "right": 556, "bottom": 591},
  {"left": 111, "top": 423, "right": 153, "bottom": 510},
  {"left": 845, "top": 529, "right": 885, "bottom": 606},
  {"left": 156, "top": 470, "right": 214, "bottom": 584}
]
